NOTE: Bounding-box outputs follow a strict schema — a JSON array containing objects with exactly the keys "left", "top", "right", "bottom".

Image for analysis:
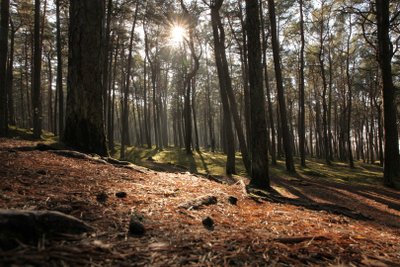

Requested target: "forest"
[{"left": 0, "top": 0, "right": 400, "bottom": 266}]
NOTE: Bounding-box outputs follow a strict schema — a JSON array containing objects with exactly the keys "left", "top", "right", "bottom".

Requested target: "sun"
[{"left": 169, "top": 24, "right": 187, "bottom": 47}]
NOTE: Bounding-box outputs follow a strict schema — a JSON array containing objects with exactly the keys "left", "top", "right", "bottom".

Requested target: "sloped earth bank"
[{"left": 0, "top": 139, "right": 399, "bottom": 266}]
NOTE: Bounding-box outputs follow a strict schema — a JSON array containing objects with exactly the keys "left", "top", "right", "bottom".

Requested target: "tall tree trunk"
[
  {"left": 376, "top": 103, "right": 384, "bottom": 166},
  {"left": 32, "top": 0, "right": 42, "bottom": 139},
  {"left": 376, "top": 0, "right": 400, "bottom": 188},
  {"left": 143, "top": 57, "right": 151, "bottom": 148},
  {"left": 180, "top": 0, "right": 201, "bottom": 154},
  {"left": 56, "top": 0, "right": 64, "bottom": 136},
  {"left": 192, "top": 78, "right": 200, "bottom": 152},
  {"left": 47, "top": 53, "right": 53, "bottom": 132},
  {"left": 346, "top": 16, "right": 354, "bottom": 168},
  {"left": 298, "top": 0, "right": 306, "bottom": 167},
  {"left": 210, "top": 0, "right": 235, "bottom": 175},
  {"left": 0, "top": 0, "right": 9, "bottom": 136},
  {"left": 103, "top": 0, "right": 112, "bottom": 123},
  {"left": 318, "top": 15, "right": 331, "bottom": 166},
  {"left": 205, "top": 50, "right": 215, "bottom": 152},
  {"left": 267, "top": 0, "right": 295, "bottom": 173},
  {"left": 231, "top": 2, "right": 252, "bottom": 153},
  {"left": 24, "top": 36, "right": 32, "bottom": 128},
  {"left": 121, "top": 1, "right": 139, "bottom": 158},
  {"left": 64, "top": 0, "right": 107, "bottom": 156},
  {"left": 7, "top": 18, "right": 16, "bottom": 126},
  {"left": 260, "top": 0, "right": 276, "bottom": 165},
  {"left": 246, "top": 0, "right": 270, "bottom": 188},
  {"left": 210, "top": 1, "right": 250, "bottom": 173},
  {"left": 108, "top": 37, "right": 119, "bottom": 153},
  {"left": 184, "top": 72, "right": 192, "bottom": 154}
]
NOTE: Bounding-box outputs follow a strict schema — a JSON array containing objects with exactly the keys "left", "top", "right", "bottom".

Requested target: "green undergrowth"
[
  {"left": 113, "top": 145, "right": 247, "bottom": 177},
  {"left": 7, "top": 126, "right": 69, "bottom": 150},
  {"left": 6, "top": 127, "right": 383, "bottom": 187},
  {"left": 297, "top": 159, "right": 383, "bottom": 186},
  {"left": 116, "top": 145, "right": 383, "bottom": 187},
  {"left": 8, "top": 126, "right": 57, "bottom": 142}
]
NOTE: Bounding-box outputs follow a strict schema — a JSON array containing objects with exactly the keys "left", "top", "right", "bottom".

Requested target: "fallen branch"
[
  {"left": 274, "top": 236, "right": 330, "bottom": 244},
  {"left": 178, "top": 195, "right": 218, "bottom": 210},
  {"left": 0, "top": 209, "right": 93, "bottom": 249}
]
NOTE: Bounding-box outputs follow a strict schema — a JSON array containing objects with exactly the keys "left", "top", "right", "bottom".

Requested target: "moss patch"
[{"left": 117, "top": 146, "right": 383, "bottom": 187}]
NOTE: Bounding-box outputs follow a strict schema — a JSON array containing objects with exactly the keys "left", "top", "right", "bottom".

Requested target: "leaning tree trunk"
[
  {"left": 210, "top": 0, "right": 236, "bottom": 175},
  {"left": 211, "top": 0, "right": 250, "bottom": 174},
  {"left": 376, "top": 0, "right": 400, "bottom": 188},
  {"left": 246, "top": 0, "right": 270, "bottom": 189},
  {"left": 267, "top": 0, "right": 295, "bottom": 173},
  {"left": 64, "top": 0, "right": 107, "bottom": 156}
]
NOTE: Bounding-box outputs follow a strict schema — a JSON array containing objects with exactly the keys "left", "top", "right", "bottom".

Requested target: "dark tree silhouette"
[
  {"left": 64, "top": 0, "right": 108, "bottom": 156},
  {"left": 0, "top": 0, "right": 10, "bottom": 136},
  {"left": 32, "top": 0, "right": 42, "bottom": 139},
  {"left": 246, "top": 0, "right": 270, "bottom": 189},
  {"left": 376, "top": 0, "right": 400, "bottom": 188},
  {"left": 267, "top": 0, "right": 295, "bottom": 173}
]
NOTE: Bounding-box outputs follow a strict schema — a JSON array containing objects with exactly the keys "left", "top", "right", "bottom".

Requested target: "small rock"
[
  {"left": 36, "top": 169, "right": 47, "bottom": 175},
  {"left": 202, "top": 216, "right": 214, "bottom": 230},
  {"left": 116, "top": 192, "right": 127, "bottom": 198},
  {"left": 228, "top": 196, "right": 238, "bottom": 205},
  {"left": 96, "top": 192, "right": 108, "bottom": 203},
  {"left": 129, "top": 216, "right": 145, "bottom": 236},
  {"left": 147, "top": 156, "right": 155, "bottom": 161}
]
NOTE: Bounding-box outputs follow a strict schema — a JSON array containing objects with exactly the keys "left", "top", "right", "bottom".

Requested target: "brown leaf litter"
[{"left": 0, "top": 139, "right": 399, "bottom": 266}]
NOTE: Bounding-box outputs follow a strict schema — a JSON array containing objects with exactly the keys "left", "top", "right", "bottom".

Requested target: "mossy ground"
[
  {"left": 8, "top": 126, "right": 57, "bottom": 141},
  {"left": 6, "top": 127, "right": 383, "bottom": 186},
  {"left": 115, "top": 145, "right": 383, "bottom": 186}
]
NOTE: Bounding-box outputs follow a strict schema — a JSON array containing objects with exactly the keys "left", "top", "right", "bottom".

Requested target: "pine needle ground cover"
[{"left": 1, "top": 139, "right": 399, "bottom": 266}]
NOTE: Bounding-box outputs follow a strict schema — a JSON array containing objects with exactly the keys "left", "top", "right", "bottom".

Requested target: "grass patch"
[
  {"left": 114, "top": 146, "right": 247, "bottom": 177},
  {"left": 8, "top": 126, "right": 57, "bottom": 142},
  {"left": 296, "top": 159, "right": 383, "bottom": 186},
  {"left": 117, "top": 146, "right": 383, "bottom": 187}
]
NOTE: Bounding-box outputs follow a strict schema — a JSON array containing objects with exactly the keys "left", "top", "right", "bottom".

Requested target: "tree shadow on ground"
[{"left": 269, "top": 173, "right": 400, "bottom": 228}]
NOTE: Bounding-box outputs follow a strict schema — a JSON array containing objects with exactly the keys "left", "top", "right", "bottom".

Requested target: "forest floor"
[{"left": 1, "top": 137, "right": 400, "bottom": 266}]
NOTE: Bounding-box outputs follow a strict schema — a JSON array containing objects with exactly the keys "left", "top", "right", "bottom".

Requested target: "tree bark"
[
  {"left": 64, "top": 0, "right": 108, "bottom": 156},
  {"left": 298, "top": 0, "right": 306, "bottom": 167},
  {"left": 55, "top": 0, "right": 64, "bottom": 136},
  {"left": 210, "top": 0, "right": 236, "bottom": 175},
  {"left": 7, "top": 18, "right": 16, "bottom": 126},
  {"left": 267, "top": 0, "right": 295, "bottom": 173},
  {"left": 143, "top": 57, "right": 151, "bottom": 148},
  {"left": 121, "top": 1, "right": 139, "bottom": 158},
  {"left": 376, "top": 0, "right": 400, "bottom": 188},
  {"left": 345, "top": 16, "right": 354, "bottom": 168},
  {"left": 32, "top": 0, "right": 42, "bottom": 139},
  {"left": 246, "top": 0, "right": 270, "bottom": 188},
  {"left": 0, "top": 0, "right": 9, "bottom": 136},
  {"left": 47, "top": 52, "right": 53, "bottom": 132},
  {"left": 259, "top": 0, "right": 277, "bottom": 165},
  {"left": 103, "top": 0, "right": 113, "bottom": 124},
  {"left": 108, "top": 36, "right": 119, "bottom": 153}
]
